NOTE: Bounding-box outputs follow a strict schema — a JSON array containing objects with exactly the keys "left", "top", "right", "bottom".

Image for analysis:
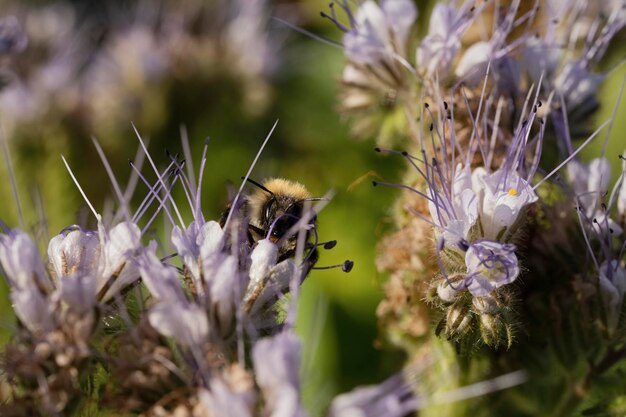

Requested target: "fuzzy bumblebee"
[{"left": 221, "top": 177, "right": 353, "bottom": 274}]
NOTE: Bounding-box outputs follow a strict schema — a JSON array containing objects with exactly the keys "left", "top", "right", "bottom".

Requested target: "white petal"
[
  {"left": 97, "top": 221, "right": 141, "bottom": 300},
  {"left": 328, "top": 371, "right": 414, "bottom": 417},
  {"left": 246, "top": 259, "right": 297, "bottom": 316},
  {"left": 249, "top": 239, "right": 278, "bottom": 289},
  {"left": 344, "top": 2, "right": 389, "bottom": 64},
  {"left": 253, "top": 332, "right": 306, "bottom": 417},
  {"left": 381, "top": 0, "right": 417, "bottom": 45},
  {"left": 11, "top": 287, "right": 53, "bottom": 334},
  {"left": 598, "top": 262, "right": 625, "bottom": 333},
  {"left": 479, "top": 171, "right": 537, "bottom": 239},
  {"left": 98, "top": 221, "right": 141, "bottom": 278},
  {"left": 522, "top": 37, "right": 560, "bottom": 83},
  {"left": 465, "top": 241, "right": 519, "bottom": 297},
  {"left": 554, "top": 61, "right": 605, "bottom": 109},
  {"left": 588, "top": 157, "right": 611, "bottom": 196},
  {"left": 618, "top": 175, "right": 626, "bottom": 218},
  {"left": 207, "top": 255, "right": 241, "bottom": 328},
  {"left": 0, "top": 229, "right": 50, "bottom": 291},
  {"left": 171, "top": 223, "right": 201, "bottom": 281},
  {"left": 198, "top": 381, "right": 255, "bottom": 417},
  {"left": 455, "top": 42, "right": 492, "bottom": 86},
  {"left": 198, "top": 221, "right": 225, "bottom": 259},
  {"left": 138, "top": 243, "right": 185, "bottom": 302},
  {"left": 148, "top": 302, "right": 208, "bottom": 347},
  {"left": 48, "top": 228, "right": 100, "bottom": 281},
  {"left": 59, "top": 275, "right": 97, "bottom": 314}
]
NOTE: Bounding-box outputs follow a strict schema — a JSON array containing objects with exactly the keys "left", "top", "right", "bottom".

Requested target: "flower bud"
[
  {"left": 472, "top": 295, "right": 499, "bottom": 315},
  {"left": 445, "top": 299, "right": 473, "bottom": 338}
]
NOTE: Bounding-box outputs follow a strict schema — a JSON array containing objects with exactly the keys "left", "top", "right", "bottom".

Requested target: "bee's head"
[{"left": 263, "top": 196, "right": 316, "bottom": 242}]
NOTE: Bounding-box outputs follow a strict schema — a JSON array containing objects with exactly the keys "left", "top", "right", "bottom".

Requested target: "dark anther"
[
  {"left": 401, "top": 151, "right": 408, "bottom": 156},
  {"left": 424, "top": 102, "right": 430, "bottom": 108},
  {"left": 324, "top": 240, "right": 337, "bottom": 250},
  {"left": 128, "top": 159, "right": 133, "bottom": 165},
  {"left": 342, "top": 260, "right": 354, "bottom": 273},
  {"left": 538, "top": 100, "right": 542, "bottom": 107},
  {"left": 429, "top": 123, "right": 434, "bottom": 131},
  {"left": 443, "top": 101, "right": 448, "bottom": 110},
  {"left": 372, "top": 181, "right": 378, "bottom": 187},
  {"left": 374, "top": 147, "right": 381, "bottom": 152}
]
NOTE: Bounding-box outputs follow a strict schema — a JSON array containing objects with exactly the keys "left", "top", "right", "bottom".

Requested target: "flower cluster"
[
  {"left": 0, "top": 0, "right": 277, "bottom": 140},
  {"left": 0, "top": 132, "right": 444, "bottom": 416},
  {"left": 325, "top": 0, "right": 626, "bottom": 414}
]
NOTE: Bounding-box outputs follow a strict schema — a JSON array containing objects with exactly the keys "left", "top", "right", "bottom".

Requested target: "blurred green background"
[{"left": 0, "top": 1, "right": 623, "bottom": 415}]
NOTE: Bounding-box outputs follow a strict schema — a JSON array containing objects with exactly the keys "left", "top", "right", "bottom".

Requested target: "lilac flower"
[
  {"left": 342, "top": 0, "right": 416, "bottom": 67},
  {"left": 522, "top": 36, "right": 561, "bottom": 84},
  {"left": 426, "top": 164, "right": 479, "bottom": 250},
  {"left": 171, "top": 220, "right": 225, "bottom": 295},
  {"left": 137, "top": 242, "right": 186, "bottom": 303},
  {"left": 570, "top": 156, "right": 623, "bottom": 237},
  {"left": 148, "top": 302, "right": 210, "bottom": 347},
  {"left": 327, "top": 370, "right": 417, "bottom": 417},
  {"left": 10, "top": 286, "right": 53, "bottom": 334},
  {"left": 57, "top": 274, "right": 98, "bottom": 315},
  {"left": 575, "top": 154, "right": 626, "bottom": 333},
  {"left": 416, "top": 2, "right": 476, "bottom": 78},
  {"left": 252, "top": 331, "right": 307, "bottom": 417},
  {"left": 0, "top": 16, "right": 27, "bottom": 56},
  {"left": 616, "top": 154, "right": 626, "bottom": 218},
  {"left": 197, "top": 370, "right": 256, "bottom": 417},
  {"left": 472, "top": 166, "right": 538, "bottom": 240},
  {"left": 244, "top": 239, "right": 298, "bottom": 315},
  {"left": 463, "top": 240, "right": 520, "bottom": 297},
  {"left": 47, "top": 226, "right": 99, "bottom": 282},
  {"left": 598, "top": 260, "right": 626, "bottom": 333},
  {"left": 0, "top": 228, "right": 51, "bottom": 292},
  {"left": 554, "top": 61, "right": 605, "bottom": 110},
  {"left": 453, "top": 0, "right": 524, "bottom": 91},
  {"left": 95, "top": 220, "right": 142, "bottom": 301}
]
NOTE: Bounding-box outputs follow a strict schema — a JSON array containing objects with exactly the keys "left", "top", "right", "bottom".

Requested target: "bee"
[{"left": 221, "top": 177, "right": 353, "bottom": 273}]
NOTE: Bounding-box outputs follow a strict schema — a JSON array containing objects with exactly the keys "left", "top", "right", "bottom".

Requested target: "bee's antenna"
[
  {"left": 312, "top": 260, "right": 354, "bottom": 273},
  {"left": 304, "top": 197, "right": 330, "bottom": 202},
  {"left": 241, "top": 176, "right": 274, "bottom": 195}
]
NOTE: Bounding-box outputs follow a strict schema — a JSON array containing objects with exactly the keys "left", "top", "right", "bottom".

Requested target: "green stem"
[{"left": 550, "top": 380, "right": 586, "bottom": 417}]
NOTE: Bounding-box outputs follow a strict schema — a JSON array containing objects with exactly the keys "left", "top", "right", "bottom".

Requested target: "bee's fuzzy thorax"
[{"left": 262, "top": 178, "right": 311, "bottom": 200}]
